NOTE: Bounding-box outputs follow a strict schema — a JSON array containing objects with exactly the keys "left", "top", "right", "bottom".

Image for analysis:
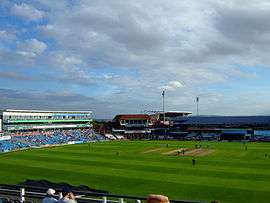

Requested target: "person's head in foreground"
[
  {"left": 147, "top": 194, "right": 170, "bottom": 203},
  {"left": 47, "top": 188, "right": 56, "bottom": 197},
  {"left": 62, "top": 188, "right": 76, "bottom": 200}
]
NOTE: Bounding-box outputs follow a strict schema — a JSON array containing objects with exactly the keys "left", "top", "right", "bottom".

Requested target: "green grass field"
[{"left": 0, "top": 141, "right": 270, "bottom": 203}]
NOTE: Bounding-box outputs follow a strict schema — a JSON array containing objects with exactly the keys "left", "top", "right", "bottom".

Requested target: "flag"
[
  {"left": 162, "top": 90, "right": 165, "bottom": 97},
  {"left": 196, "top": 97, "right": 199, "bottom": 102}
]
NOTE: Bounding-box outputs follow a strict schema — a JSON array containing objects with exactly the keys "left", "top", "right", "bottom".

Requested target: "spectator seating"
[
  {"left": 0, "top": 129, "right": 107, "bottom": 152},
  {"left": 250, "top": 135, "right": 270, "bottom": 142}
]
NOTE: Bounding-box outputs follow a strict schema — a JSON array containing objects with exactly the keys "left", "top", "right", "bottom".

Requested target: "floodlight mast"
[
  {"left": 162, "top": 90, "right": 165, "bottom": 124},
  {"left": 196, "top": 96, "right": 199, "bottom": 116},
  {"left": 162, "top": 90, "right": 167, "bottom": 139}
]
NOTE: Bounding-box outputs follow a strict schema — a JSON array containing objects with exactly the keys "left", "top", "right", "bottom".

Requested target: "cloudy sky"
[{"left": 1, "top": 0, "right": 270, "bottom": 118}]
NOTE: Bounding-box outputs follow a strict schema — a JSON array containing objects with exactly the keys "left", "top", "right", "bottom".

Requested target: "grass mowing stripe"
[
  {"left": 6, "top": 153, "right": 270, "bottom": 182},
  {"left": 0, "top": 162, "right": 270, "bottom": 203},
  {"left": 11, "top": 149, "right": 270, "bottom": 175},
  {"left": 38, "top": 146, "right": 270, "bottom": 168},
  {"left": 2, "top": 157, "right": 270, "bottom": 192},
  {"left": 1, "top": 141, "right": 270, "bottom": 203}
]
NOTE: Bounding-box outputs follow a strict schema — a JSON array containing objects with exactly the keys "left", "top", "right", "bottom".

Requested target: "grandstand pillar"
[
  {"left": 102, "top": 196, "right": 107, "bottom": 203},
  {"left": 20, "top": 188, "right": 25, "bottom": 203}
]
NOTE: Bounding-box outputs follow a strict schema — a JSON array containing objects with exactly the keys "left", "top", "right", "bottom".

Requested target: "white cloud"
[
  {"left": 3, "top": 0, "right": 270, "bottom": 116},
  {"left": 48, "top": 53, "right": 84, "bottom": 73},
  {"left": 17, "top": 39, "right": 47, "bottom": 57},
  {"left": 11, "top": 3, "right": 44, "bottom": 21},
  {"left": 46, "top": 52, "right": 96, "bottom": 85},
  {"left": 0, "top": 30, "right": 15, "bottom": 40},
  {"left": 35, "top": 0, "right": 270, "bottom": 114},
  {"left": 103, "top": 74, "right": 114, "bottom": 80},
  {"left": 160, "top": 81, "right": 184, "bottom": 91}
]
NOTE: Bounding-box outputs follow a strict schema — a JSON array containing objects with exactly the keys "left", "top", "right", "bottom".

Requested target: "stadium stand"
[
  {"left": 0, "top": 109, "right": 109, "bottom": 152},
  {"left": 0, "top": 129, "right": 107, "bottom": 153},
  {"left": 172, "top": 116, "right": 270, "bottom": 141},
  {"left": 173, "top": 115, "right": 270, "bottom": 126}
]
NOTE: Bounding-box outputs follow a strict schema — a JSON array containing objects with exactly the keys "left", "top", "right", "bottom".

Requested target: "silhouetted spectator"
[
  {"left": 42, "top": 188, "right": 57, "bottom": 203},
  {"left": 57, "top": 188, "right": 77, "bottom": 203}
]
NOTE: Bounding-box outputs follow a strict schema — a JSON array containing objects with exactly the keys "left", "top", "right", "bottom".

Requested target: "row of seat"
[
  {"left": 0, "top": 129, "right": 107, "bottom": 152},
  {"left": 250, "top": 135, "right": 270, "bottom": 142}
]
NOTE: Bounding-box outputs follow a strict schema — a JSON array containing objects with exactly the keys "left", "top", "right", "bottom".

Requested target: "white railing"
[{"left": 0, "top": 185, "right": 206, "bottom": 203}]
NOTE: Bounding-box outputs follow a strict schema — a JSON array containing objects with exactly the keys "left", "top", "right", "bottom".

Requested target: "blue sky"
[{"left": 1, "top": 0, "right": 270, "bottom": 118}]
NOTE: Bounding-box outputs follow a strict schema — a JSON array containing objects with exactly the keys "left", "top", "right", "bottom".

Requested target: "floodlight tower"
[
  {"left": 162, "top": 90, "right": 165, "bottom": 124},
  {"left": 162, "top": 90, "right": 167, "bottom": 139},
  {"left": 196, "top": 96, "right": 199, "bottom": 116}
]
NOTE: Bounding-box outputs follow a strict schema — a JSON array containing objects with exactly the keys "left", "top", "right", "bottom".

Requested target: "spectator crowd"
[{"left": 0, "top": 129, "right": 107, "bottom": 152}]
